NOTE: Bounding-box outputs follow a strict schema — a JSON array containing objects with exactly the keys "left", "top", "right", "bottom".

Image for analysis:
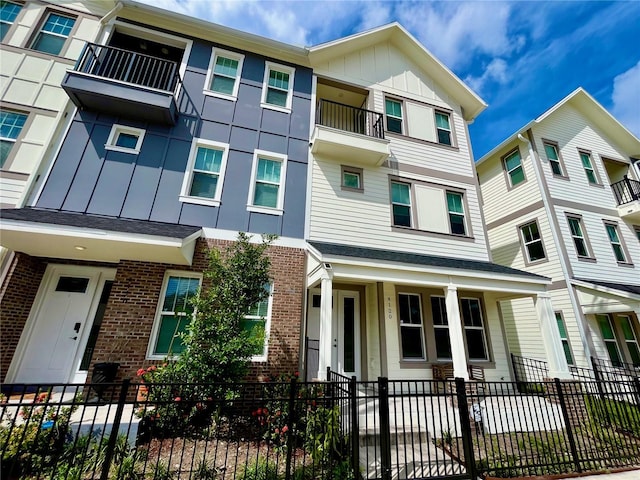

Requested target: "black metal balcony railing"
[
  {"left": 611, "top": 176, "right": 640, "bottom": 206},
  {"left": 316, "top": 98, "right": 385, "bottom": 139},
  {"left": 74, "top": 42, "right": 180, "bottom": 93}
]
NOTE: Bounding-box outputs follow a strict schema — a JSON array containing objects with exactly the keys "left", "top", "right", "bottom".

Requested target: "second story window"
[
  {"left": 205, "top": 48, "right": 244, "bottom": 99},
  {"left": 520, "top": 220, "right": 546, "bottom": 263},
  {"left": 385, "top": 99, "right": 403, "bottom": 134},
  {"left": 503, "top": 148, "right": 525, "bottom": 187},
  {"left": 446, "top": 191, "right": 466, "bottom": 235},
  {"left": 31, "top": 12, "right": 75, "bottom": 55},
  {"left": 105, "top": 125, "right": 145, "bottom": 154},
  {"left": 1, "top": 1, "right": 22, "bottom": 41},
  {"left": 262, "top": 62, "right": 294, "bottom": 111},
  {"left": 567, "top": 215, "right": 591, "bottom": 258},
  {"left": 248, "top": 150, "right": 287, "bottom": 214},
  {"left": 543, "top": 141, "right": 564, "bottom": 176},
  {"left": 180, "top": 139, "right": 229, "bottom": 206},
  {"left": 604, "top": 222, "right": 627, "bottom": 263},
  {"left": 0, "top": 110, "right": 27, "bottom": 168},
  {"left": 579, "top": 150, "right": 599, "bottom": 184},
  {"left": 391, "top": 181, "right": 412, "bottom": 227},
  {"left": 341, "top": 165, "right": 363, "bottom": 192},
  {"left": 435, "top": 111, "right": 452, "bottom": 146}
]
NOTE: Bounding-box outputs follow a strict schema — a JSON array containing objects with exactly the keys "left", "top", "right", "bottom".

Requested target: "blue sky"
[{"left": 139, "top": 0, "right": 640, "bottom": 159}]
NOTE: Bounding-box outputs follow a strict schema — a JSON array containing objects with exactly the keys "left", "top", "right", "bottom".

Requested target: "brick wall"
[{"left": 0, "top": 253, "right": 47, "bottom": 382}]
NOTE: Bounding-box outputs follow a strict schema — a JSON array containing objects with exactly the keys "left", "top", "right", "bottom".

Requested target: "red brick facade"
[{"left": 1, "top": 238, "right": 306, "bottom": 384}]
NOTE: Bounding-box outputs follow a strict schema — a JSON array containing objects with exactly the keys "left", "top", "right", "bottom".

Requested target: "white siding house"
[{"left": 477, "top": 88, "right": 640, "bottom": 373}]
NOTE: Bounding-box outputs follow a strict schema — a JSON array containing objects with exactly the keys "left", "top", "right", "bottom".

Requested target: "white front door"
[
  {"left": 334, "top": 291, "right": 361, "bottom": 378},
  {"left": 11, "top": 265, "right": 114, "bottom": 384}
]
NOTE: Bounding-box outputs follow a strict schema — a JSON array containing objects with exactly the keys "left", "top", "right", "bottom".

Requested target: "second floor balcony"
[
  {"left": 62, "top": 42, "right": 180, "bottom": 125},
  {"left": 611, "top": 176, "right": 640, "bottom": 221},
  {"left": 311, "top": 99, "right": 390, "bottom": 167}
]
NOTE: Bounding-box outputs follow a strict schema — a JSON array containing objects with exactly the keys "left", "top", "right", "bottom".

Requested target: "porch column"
[
  {"left": 535, "top": 293, "right": 571, "bottom": 379},
  {"left": 445, "top": 285, "right": 469, "bottom": 379},
  {"left": 317, "top": 273, "right": 333, "bottom": 380}
]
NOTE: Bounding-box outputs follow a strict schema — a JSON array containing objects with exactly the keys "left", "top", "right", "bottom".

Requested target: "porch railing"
[
  {"left": 73, "top": 42, "right": 181, "bottom": 93},
  {"left": 316, "top": 98, "right": 385, "bottom": 139},
  {"left": 611, "top": 176, "right": 640, "bottom": 206}
]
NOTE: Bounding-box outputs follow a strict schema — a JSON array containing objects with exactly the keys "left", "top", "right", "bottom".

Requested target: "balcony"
[
  {"left": 62, "top": 43, "right": 180, "bottom": 125},
  {"left": 611, "top": 176, "right": 640, "bottom": 221},
  {"left": 311, "top": 99, "right": 390, "bottom": 167}
]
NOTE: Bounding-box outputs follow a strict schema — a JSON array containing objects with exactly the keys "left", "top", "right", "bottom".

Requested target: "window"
[
  {"left": 151, "top": 273, "right": 201, "bottom": 357},
  {"left": 385, "top": 99, "right": 403, "bottom": 134},
  {"left": 555, "top": 312, "right": 574, "bottom": 365},
  {"left": 31, "top": 12, "right": 75, "bottom": 55},
  {"left": 604, "top": 222, "right": 627, "bottom": 263},
  {"left": 261, "top": 62, "right": 295, "bottom": 111},
  {"left": 635, "top": 226, "right": 640, "bottom": 242},
  {"left": 431, "top": 296, "right": 451, "bottom": 360},
  {"left": 180, "top": 139, "right": 229, "bottom": 206},
  {"left": 1, "top": 1, "right": 22, "bottom": 42},
  {"left": 341, "top": 165, "right": 363, "bottom": 192},
  {"left": 567, "top": 216, "right": 591, "bottom": 258},
  {"left": 619, "top": 316, "right": 640, "bottom": 366},
  {"left": 460, "top": 298, "right": 488, "bottom": 361},
  {"left": 248, "top": 150, "right": 287, "bottom": 214},
  {"left": 543, "top": 142, "right": 564, "bottom": 176},
  {"left": 503, "top": 148, "right": 525, "bottom": 187},
  {"left": 446, "top": 192, "right": 466, "bottom": 235},
  {"left": 0, "top": 110, "right": 27, "bottom": 168},
  {"left": 105, "top": 124, "right": 145, "bottom": 154},
  {"left": 597, "top": 314, "right": 622, "bottom": 366},
  {"left": 579, "top": 150, "right": 599, "bottom": 184},
  {"left": 435, "top": 111, "right": 452, "bottom": 146},
  {"left": 204, "top": 48, "right": 244, "bottom": 99},
  {"left": 240, "top": 284, "right": 273, "bottom": 360},
  {"left": 520, "top": 220, "right": 546, "bottom": 262},
  {"left": 398, "top": 293, "right": 425, "bottom": 360},
  {"left": 391, "top": 181, "right": 412, "bottom": 227}
]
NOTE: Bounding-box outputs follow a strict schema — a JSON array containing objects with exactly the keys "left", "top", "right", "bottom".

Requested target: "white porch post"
[
  {"left": 535, "top": 293, "right": 571, "bottom": 379},
  {"left": 317, "top": 273, "right": 333, "bottom": 380},
  {"left": 445, "top": 285, "right": 469, "bottom": 379}
]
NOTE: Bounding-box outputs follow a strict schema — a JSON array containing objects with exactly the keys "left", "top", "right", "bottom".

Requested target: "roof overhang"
[{"left": 572, "top": 278, "right": 640, "bottom": 302}]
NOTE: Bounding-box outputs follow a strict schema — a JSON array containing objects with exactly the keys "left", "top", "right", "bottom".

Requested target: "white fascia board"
[
  {"left": 571, "top": 279, "right": 640, "bottom": 302},
  {"left": 200, "top": 227, "right": 307, "bottom": 249},
  {"left": 477, "top": 120, "right": 535, "bottom": 166}
]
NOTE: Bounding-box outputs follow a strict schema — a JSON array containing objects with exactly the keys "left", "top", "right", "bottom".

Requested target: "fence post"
[
  {"left": 634, "top": 378, "right": 640, "bottom": 409},
  {"left": 378, "top": 377, "right": 392, "bottom": 480},
  {"left": 554, "top": 378, "right": 581, "bottom": 473},
  {"left": 284, "top": 377, "right": 298, "bottom": 480},
  {"left": 100, "top": 379, "right": 130, "bottom": 480},
  {"left": 350, "top": 375, "right": 359, "bottom": 478},
  {"left": 455, "top": 378, "right": 478, "bottom": 480}
]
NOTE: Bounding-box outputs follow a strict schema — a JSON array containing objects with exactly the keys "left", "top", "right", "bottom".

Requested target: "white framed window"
[
  {"left": 1, "top": 1, "right": 22, "bottom": 42},
  {"left": 604, "top": 222, "right": 627, "bottom": 263},
  {"left": 579, "top": 150, "right": 599, "bottom": 184},
  {"left": 431, "top": 296, "right": 451, "bottom": 360},
  {"left": 105, "top": 124, "right": 146, "bottom": 154},
  {"left": 435, "top": 111, "right": 452, "bottom": 146},
  {"left": 543, "top": 141, "right": 565, "bottom": 177},
  {"left": 247, "top": 150, "right": 287, "bottom": 215},
  {"left": 385, "top": 98, "right": 403, "bottom": 134},
  {"left": 398, "top": 293, "right": 426, "bottom": 360},
  {"left": 391, "top": 181, "right": 412, "bottom": 227},
  {"left": 567, "top": 216, "right": 591, "bottom": 258},
  {"left": 341, "top": 165, "right": 363, "bottom": 192},
  {"left": 148, "top": 271, "right": 201, "bottom": 358},
  {"left": 503, "top": 148, "right": 525, "bottom": 187},
  {"left": 597, "top": 314, "right": 623, "bottom": 367},
  {"left": 446, "top": 191, "right": 466, "bottom": 235},
  {"left": 31, "top": 11, "right": 75, "bottom": 55},
  {"left": 460, "top": 298, "right": 488, "bottom": 361},
  {"left": 0, "top": 110, "right": 27, "bottom": 168},
  {"left": 239, "top": 283, "right": 273, "bottom": 361},
  {"left": 519, "top": 220, "right": 546, "bottom": 263},
  {"left": 619, "top": 315, "right": 640, "bottom": 366},
  {"left": 179, "top": 139, "right": 229, "bottom": 206},
  {"left": 204, "top": 48, "right": 244, "bottom": 100},
  {"left": 261, "top": 61, "right": 295, "bottom": 112},
  {"left": 555, "top": 312, "right": 574, "bottom": 366}
]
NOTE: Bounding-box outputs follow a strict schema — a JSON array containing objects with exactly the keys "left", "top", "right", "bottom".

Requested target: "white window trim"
[
  {"left": 179, "top": 138, "right": 229, "bottom": 207},
  {"left": 243, "top": 283, "right": 274, "bottom": 362},
  {"left": 398, "top": 292, "right": 426, "bottom": 361},
  {"left": 147, "top": 270, "right": 202, "bottom": 360},
  {"left": 260, "top": 61, "right": 295, "bottom": 113},
  {"left": 435, "top": 110, "right": 453, "bottom": 146},
  {"left": 567, "top": 216, "right": 591, "bottom": 258},
  {"left": 598, "top": 314, "right": 623, "bottom": 365},
  {"left": 555, "top": 311, "right": 574, "bottom": 366},
  {"left": 105, "top": 124, "right": 146, "bottom": 154},
  {"left": 504, "top": 149, "right": 525, "bottom": 187},
  {"left": 461, "top": 297, "right": 489, "bottom": 361},
  {"left": 203, "top": 47, "right": 245, "bottom": 101},
  {"left": 431, "top": 295, "right": 452, "bottom": 361},
  {"left": 390, "top": 180, "right": 412, "bottom": 227},
  {"left": 247, "top": 149, "right": 287, "bottom": 215},
  {"left": 446, "top": 191, "right": 466, "bottom": 235},
  {"left": 385, "top": 97, "right": 404, "bottom": 134},
  {"left": 604, "top": 222, "right": 627, "bottom": 263},
  {"left": 618, "top": 315, "right": 640, "bottom": 364},
  {"left": 520, "top": 220, "right": 546, "bottom": 263}
]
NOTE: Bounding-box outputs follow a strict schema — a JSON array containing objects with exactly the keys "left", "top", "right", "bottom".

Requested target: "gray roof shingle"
[{"left": 575, "top": 278, "right": 640, "bottom": 297}]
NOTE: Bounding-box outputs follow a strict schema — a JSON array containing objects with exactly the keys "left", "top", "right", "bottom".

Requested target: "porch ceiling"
[
  {"left": 0, "top": 208, "right": 201, "bottom": 265},
  {"left": 572, "top": 278, "right": 640, "bottom": 313}
]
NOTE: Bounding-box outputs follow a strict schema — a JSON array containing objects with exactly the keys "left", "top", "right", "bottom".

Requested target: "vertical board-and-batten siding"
[{"left": 35, "top": 38, "right": 312, "bottom": 239}]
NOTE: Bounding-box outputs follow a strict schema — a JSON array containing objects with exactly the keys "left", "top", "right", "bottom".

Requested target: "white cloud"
[
  {"left": 611, "top": 61, "right": 640, "bottom": 137},
  {"left": 464, "top": 58, "right": 509, "bottom": 96}
]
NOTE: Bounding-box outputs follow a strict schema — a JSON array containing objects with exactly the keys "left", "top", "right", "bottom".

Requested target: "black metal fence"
[
  {"left": 304, "top": 337, "right": 319, "bottom": 382},
  {"left": 611, "top": 176, "right": 640, "bottom": 206},
  {"left": 2, "top": 371, "right": 639, "bottom": 480},
  {"left": 316, "top": 99, "right": 385, "bottom": 139}
]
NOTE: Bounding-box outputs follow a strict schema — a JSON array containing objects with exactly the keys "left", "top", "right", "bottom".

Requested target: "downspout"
[{"left": 517, "top": 132, "right": 594, "bottom": 361}]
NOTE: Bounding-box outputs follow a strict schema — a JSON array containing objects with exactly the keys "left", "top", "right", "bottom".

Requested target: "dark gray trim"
[
  {"left": 602, "top": 219, "right": 634, "bottom": 266},
  {"left": 0, "top": 101, "right": 57, "bottom": 117},
  {"left": 549, "top": 280, "right": 568, "bottom": 291},
  {"left": 377, "top": 282, "right": 388, "bottom": 377},
  {"left": 501, "top": 145, "right": 527, "bottom": 191},
  {"left": 384, "top": 159, "right": 475, "bottom": 184},
  {"left": 385, "top": 131, "right": 460, "bottom": 152},
  {"left": 0, "top": 107, "right": 36, "bottom": 172},
  {"left": 391, "top": 225, "right": 476, "bottom": 242},
  {"left": 565, "top": 212, "right": 596, "bottom": 262},
  {"left": 0, "top": 43, "right": 76, "bottom": 65},
  {"left": 576, "top": 148, "right": 604, "bottom": 186},
  {"left": 485, "top": 200, "right": 545, "bottom": 230},
  {"left": 517, "top": 217, "right": 549, "bottom": 267},
  {"left": 433, "top": 109, "right": 456, "bottom": 148},
  {"left": 575, "top": 278, "right": 640, "bottom": 296},
  {"left": 541, "top": 138, "right": 570, "bottom": 180},
  {"left": 23, "top": 5, "right": 85, "bottom": 59},
  {"left": 551, "top": 198, "right": 620, "bottom": 218},
  {"left": 0, "top": 170, "right": 29, "bottom": 180},
  {"left": 395, "top": 289, "right": 428, "bottom": 362}
]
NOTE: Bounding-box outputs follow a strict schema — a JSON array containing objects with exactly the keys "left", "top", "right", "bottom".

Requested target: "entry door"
[
  {"left": 13, "top": 266, "right": 111, "bottom": 384},
  {"left": 335, "top": 291, "right": 361, "bottom": 378}
]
